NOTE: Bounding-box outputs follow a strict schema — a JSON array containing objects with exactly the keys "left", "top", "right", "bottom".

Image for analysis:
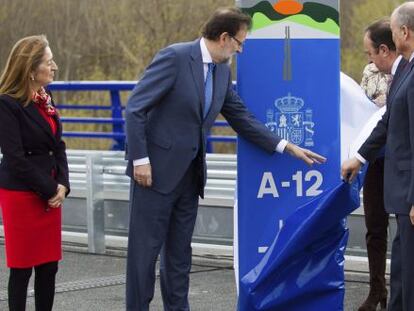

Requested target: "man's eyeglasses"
[{"left": 230, "top": 36, "right": 244, "bottom": 49}]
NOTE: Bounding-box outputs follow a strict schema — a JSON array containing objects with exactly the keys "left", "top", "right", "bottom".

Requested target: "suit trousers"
[
  {"left": 362, "top": 158, "right": 388, "bottom": 292},
  {"left": 126, "top": 161, "right": 200, "bottom": 311},
  {"left": 388, "top": 215, "right": 414, "bottom": 311}
]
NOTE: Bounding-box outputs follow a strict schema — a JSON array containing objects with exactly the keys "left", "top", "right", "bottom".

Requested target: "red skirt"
[{"left": 0, "top": 188, "right": 62, "bottom": 268}]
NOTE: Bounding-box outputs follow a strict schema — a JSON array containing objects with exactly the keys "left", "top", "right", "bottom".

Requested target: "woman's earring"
[{"left": 30, "top": 76, "right": 35, "bottom": 81}]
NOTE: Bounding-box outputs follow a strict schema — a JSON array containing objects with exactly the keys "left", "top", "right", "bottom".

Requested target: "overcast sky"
[{"left": 236, "top": 0, "right": 339, "bottom": 11}]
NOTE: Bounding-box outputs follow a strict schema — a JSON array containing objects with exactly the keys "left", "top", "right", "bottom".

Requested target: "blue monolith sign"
[{"left": 235, "top": 1, "right": 342, "bottom": 309}]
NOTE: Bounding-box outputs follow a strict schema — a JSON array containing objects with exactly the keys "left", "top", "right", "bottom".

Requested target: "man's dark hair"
[
  {"left": 201, "top": 7, "right": 252, "bottom": 40},
  {"left": 365, "top": 19, "right": 396, "bottom": 52}
]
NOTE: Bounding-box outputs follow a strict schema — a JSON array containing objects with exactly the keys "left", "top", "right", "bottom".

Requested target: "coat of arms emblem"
[{"left": 265, "top": 93, "right": 314, "bottom": 146}]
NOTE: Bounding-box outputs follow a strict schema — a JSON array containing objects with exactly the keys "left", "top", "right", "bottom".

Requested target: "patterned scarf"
[{"left": 32, "top": 87, "right": 56, "bottom": 116}]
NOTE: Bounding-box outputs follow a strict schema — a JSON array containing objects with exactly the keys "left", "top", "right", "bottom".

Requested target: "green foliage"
[
  {"left": 0, "top": 0, "right": 233, "bottom": 150},
  {"left": 0, "top": 0, "right": 408, "bottom": 152}
]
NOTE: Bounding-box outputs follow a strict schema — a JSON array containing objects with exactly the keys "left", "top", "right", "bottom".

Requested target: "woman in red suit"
[{"left": 0, "top": 35, "right": 70, "bottom": 311}]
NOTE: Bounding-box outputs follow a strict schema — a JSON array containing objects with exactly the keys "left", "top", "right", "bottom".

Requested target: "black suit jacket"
[
  {"left": 359, "top": 58, "right": 414, "bottom": 214},
  {"left": 0, "top": 93, "right": 70, "bottom": 200}
]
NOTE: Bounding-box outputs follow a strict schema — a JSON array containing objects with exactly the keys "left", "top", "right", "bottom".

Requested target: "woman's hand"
[{"left": 48, "top": 184, "right": 67, "bottom": 208}]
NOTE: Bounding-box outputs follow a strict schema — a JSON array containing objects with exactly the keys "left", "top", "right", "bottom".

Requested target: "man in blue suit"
[
  {"left": 358, "top": 19, "right": 405, "bottom": 311},
  {"left": 342, "top": 3, "right": 414, "bottom": 310},
  {"left": 125, "top": 7, "right": 326, "bottom": 311}
]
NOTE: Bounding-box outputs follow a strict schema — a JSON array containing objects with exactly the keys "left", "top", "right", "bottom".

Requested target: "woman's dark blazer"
[{"left": 0, "top": 93, "right": 70, "bottom": 200}]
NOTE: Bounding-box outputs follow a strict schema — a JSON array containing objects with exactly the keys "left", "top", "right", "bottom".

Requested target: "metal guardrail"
[
  {"left": 67, "top": 150, "right": 237, "bottom": 253},
  {"left": 67, "top": 150, "right": 236, "bottom": 204},
  {"left": 0, "top": 151, "right": 397, "bottom": 256},
  {"left": 48, "top": 81, "right": 237, "bottom": 152}
]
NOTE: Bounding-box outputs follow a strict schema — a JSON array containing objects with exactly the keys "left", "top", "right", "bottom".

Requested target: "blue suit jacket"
[
  {"left": 359, "top": 59, "right": 414, "bottom": 214},
  {"left": 125, "top": 39, "right": 281, "bottom": 196}
]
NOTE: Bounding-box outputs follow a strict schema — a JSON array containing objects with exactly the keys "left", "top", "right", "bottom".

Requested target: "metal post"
[
  {"left": 85, "top": 153, "right": 105, "bottom": 253},
  {"left": 110, "top": 90, "right": 125, "bottom": 150}
]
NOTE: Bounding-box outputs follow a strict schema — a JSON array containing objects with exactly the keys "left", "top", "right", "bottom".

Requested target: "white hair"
[{"left": 392, "top": 2, "right": 414, "bottom": 31}]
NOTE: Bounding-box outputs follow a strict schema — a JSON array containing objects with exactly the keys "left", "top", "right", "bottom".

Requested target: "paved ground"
[{"left": 0, "top": 244, "right": 387, "bottom": 311}]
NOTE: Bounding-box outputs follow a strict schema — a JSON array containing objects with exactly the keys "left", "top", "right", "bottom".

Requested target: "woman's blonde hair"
[{"left": 0, "top": 35, "right": 49, "bottom": 105}]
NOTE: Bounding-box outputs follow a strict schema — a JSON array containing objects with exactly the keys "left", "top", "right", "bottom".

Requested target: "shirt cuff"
[
  {"left": 133, "top": 157, "right": 150, "bottom": 166},
  {"left": 275, "top": 139, "right": 288, "bottom": 153},
  {"left": 355, "top": 153, "right": 367, "bottom": 165}
]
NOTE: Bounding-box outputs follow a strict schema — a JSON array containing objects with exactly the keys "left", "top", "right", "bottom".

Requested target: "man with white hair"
[{"left": 342, "top": 2, "right": 414, "bottom": 310}]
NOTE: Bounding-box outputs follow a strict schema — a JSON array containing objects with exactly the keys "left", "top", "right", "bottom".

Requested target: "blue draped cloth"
[{"left": 238, "top": 171, "right": 365, "bottom": 311}]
